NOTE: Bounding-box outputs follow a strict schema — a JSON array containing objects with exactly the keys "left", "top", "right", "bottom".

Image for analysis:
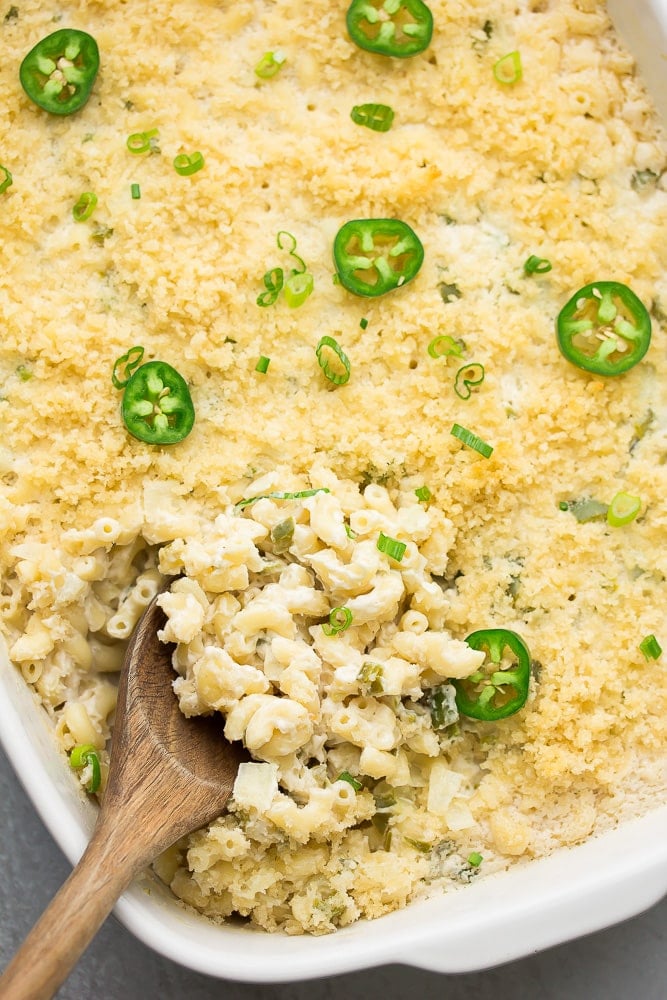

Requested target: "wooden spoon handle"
[{"left": 0, "top": 818, "right": 144, "bottom": 1000}]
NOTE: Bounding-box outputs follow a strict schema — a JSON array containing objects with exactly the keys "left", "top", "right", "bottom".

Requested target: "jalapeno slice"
[
  {"left": 121, "top": 361, "right": 195, "bottom": 445},
  {"left": 333, "top": 218, "right": 424, "bottom": 297},
  {"left": 454, "top": 628, "right": 531, "bottom": 722},
  {"left": 556, "top": 281, "right": 651, "bottom": 376},
  {"left": 20, "top": 28, "right": 99, "bottom": 115},
  {"left": 346, "top": 0, "right": 433, "bottom": 58}
]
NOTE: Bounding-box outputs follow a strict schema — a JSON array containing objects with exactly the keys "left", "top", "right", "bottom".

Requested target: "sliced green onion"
[
  {"left": 345, "top": 522, "right": 357, "bottom": 540},
  {"left": 428, "top": 335, "right": 464, "bottom": 359},
  {"left": 606, "top": 491, "right": 640, "bottom": 527},
  {"left": 284, "top": 271, "right": 314, "bottom": 308},
  {"left": 337, "top": 770, "right": 362, "bottom": 791},
  {"left": 316, "top": 335, "right": 351, "bottom": 386},
  {"left": 126, "top": 128, "right": 159, "bottom": 154},
  {"left": 69, "top": 744, "right": 101, "bottom": 794},
  {"left": 415, "top": 485, "right": 432, "bottom": 502},
  {"left": 322, "top": 606, "right": 353, "bottom": 636},
  {"left": 112, "top": 345, "right": 145, "bottom": 389},
  {"left": 377, "top": 532, "right": 407, "bottom": 562},
  {"left": 173, "top": 152, "right": 205, "bottom": 176},
  {"left": 255, "top": 50, "right": 286, "bottom": 79},
  {"left": 236, "top": 487, "right": 330, "bottom": 510},
  {"left": 72, "top": 191, "right": 98, "bottom": 222},
  {"left": 130, "top": 183, "right": 141, "bottom": 200},
  {"left": 467, "top": 852, "right": 483, "bottom": 867},
  {"left": 360, "top": 317, "right": 369, "bottom": 330},
  {"left": 639, "top": 634, "right": 662, "bottom": 661},
  {"left": 255, "top": 355, "right": 271, "bottom": 374},
  {"left": 493, "top": 50, "right": 522, "bottom": 84},
  {"left": 454, "top": 362, "right": 485, "bottom": 400},
  {"left": 451, "top": 423, "right": 494, "bottom": 458},
  {"left": 524, "top": 255, "right": 552, "bottom": 275},
  {"left": 277, "top": 230, "right": 306, "bottom": 273},
  {"left": 257, "top": 267, "right": 284, "bottom": 307},
  {"left": 350, "top": 102, "right": 395, "bottom": 132},
  {"left": 0, "top": 165, "right": 12, "bottom": 195}
]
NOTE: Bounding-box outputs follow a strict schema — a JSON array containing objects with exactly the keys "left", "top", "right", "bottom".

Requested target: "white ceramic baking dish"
[{"left": 1, "top": 0, "right": 666, "bottom": 981}]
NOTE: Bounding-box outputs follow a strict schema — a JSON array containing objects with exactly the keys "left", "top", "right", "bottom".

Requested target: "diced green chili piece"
[
  {"left": 20, "top": 29, "right": 99, "bottom": 115},
  {"left": 556, "top": 281, "right": 651, "bottom": 376},
  {"left": 639, "top": 634, "right": 662, "bottom": 661},
  {"left": 120, "top": 361, "right": 195, "bottom": 445},
  {"left": 333, "top": 218, "right": 424, "bottom": 297},
  {"left": 0, "top": 165, "right": 12, "bottom": 195},
  {"left": 454, "top": 628, "right": 531, "bottom": 721},
  {"left": 350, "top": 102, "right": 395, "bottom": 131},
  {"left": 346, "top": 0, "right": 434, "bottom": 57}
]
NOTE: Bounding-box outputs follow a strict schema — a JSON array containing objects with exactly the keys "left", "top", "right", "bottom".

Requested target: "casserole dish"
[{"left": 1, "top": 0, "right": 666, "bottom": 981}]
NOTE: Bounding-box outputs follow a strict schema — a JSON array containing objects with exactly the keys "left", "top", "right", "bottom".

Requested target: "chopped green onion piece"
[
  {"left": 112, "top": 345, "right": 145, "bottom": 389},
  {"left": 377, "top": 531, "right": 407, "bottom": 562},
  {"left": 415, "top": 485, "right": 432, "bottom": 501},
  {"left": 255, "top": 50, "right": 286, "bottom": 79},
  {"left": 257, "top": 267, "right": 284, "bottom": 307},
  {"left": 69, "top": 743, "right": 101, "bottom": 794},
  {"left": 360, "top": 317, "right": 369, "bottom": 330},
  {"left": 130, "top": 183, "right": 141, "bottom": 200},
  {"left": 284, "top": 271, "right": 314, "bottom": 308},
  {"left": 236, "top": 487, "right": 330, "bottom": 510},
  {"left": 467, "top": 852, "right": 483, "bottom": 867},
  {"left": 350, "top": 103, "right": 395, "bottom": 132},
  {"left": 337, "top": 770, "right": 362, "bottom": 791},
  {"left": 358, "top": 661, "right": 384, "bottom": 694},
  {"left": 524, "top": 255, "right": 552, "bottom": 275},
  {"left": 639, "top": 634, "right": 662, "bottom": 661},
  {"left": 454, "top": 362, "right": 485, "bottom": 400},
  {"left": 322, "top": 606, "right": 353, "bottom": 636},
  {"left": 72, "top": 191, "right": 97, "bottom": 222},
  {"left": 277, "top": 230, "right": 307, "bottom": 273},
  {"left": 173, "top": 152, "right": 205, "bottom": 175},
  {"left": 428, "top": 335, "right": 464, "bottom": 359},
  {"left": 451, "top": 423, "right": 494, "bottom": 458},
  {"left": 345, "top": 522, "right": 357, "bottom": 540},
  {"left": 606, "top": 491, "right": 640, "bottom": 527},
  {"left": 316, "top": 335, "right": 351, "bottom": 386},
  {"left": 493, "top": 50, "right": 522, "bottom": 84},
  {"left": 126, "top": 128, "right": 159, "bottom": 154},
  {"left": 255, "top": 355, "right": 271, "bottom": 374},
  {"left": 558, "top": 501, "right": 569, "bottom": 511},
  {"left": 0, "top": 165, "right": 12, "bottom": 194}
]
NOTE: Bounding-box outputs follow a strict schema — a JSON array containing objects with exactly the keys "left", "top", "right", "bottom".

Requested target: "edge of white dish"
[{"left": 2, "top": 0, "right": 667, "bottom": 981}]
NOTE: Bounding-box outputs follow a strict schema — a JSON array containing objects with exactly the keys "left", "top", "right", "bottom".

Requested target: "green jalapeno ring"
[
  {"left": 454, "top": 628, "right": 531, "bottom": 721},
  {"left": 556, "top": 281, "right": 651, "bottom": 376},
  {"left": 333, "top": 218, "right": 424, "bottom": 297},
  {"left": 346, "top": 0, "right": 434, "bottom": 58},
  {"left": 121, "top": 361, "right": 195, "bottom": 445},
  {"left": 20, "top": 28, "right": 100, "bottom": 115}
]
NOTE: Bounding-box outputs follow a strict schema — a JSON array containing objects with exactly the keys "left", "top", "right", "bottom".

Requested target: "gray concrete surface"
[{"left": 1, "top": 745, "right": 665, "bottom": 1000}]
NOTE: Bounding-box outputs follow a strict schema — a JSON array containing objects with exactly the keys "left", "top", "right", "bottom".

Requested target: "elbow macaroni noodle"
[{"left": 0, "top": 470, "right": 519, "bottom": 932}]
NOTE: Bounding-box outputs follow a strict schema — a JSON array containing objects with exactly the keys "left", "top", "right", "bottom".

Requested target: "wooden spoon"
[{"left": 0, "top": 595, "right": 246, "bottom": 1000}]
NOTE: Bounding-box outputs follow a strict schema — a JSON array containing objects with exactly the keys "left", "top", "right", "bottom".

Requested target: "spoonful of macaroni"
[{"left": 0, "top": 595, "right": 246, "bottom": 1000}]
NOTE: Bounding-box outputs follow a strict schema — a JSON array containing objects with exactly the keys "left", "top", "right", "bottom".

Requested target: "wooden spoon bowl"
[{"left": 0, "top": 596, "right": 246, "bottom": 1000}]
